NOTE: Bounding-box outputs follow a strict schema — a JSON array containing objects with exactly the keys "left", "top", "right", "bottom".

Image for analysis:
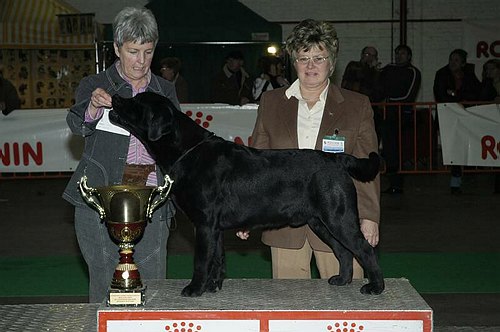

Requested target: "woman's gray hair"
[
  {"left": 113, "top": 7, "right": 159, "bottom": 47},
  {"left": 286, "top": 19, "right": 339, "bottom": 65}
]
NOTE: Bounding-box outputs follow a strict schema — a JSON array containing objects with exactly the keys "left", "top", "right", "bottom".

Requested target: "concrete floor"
[{"left": 0, "top": 173, "right": 499, "bottom": 330}]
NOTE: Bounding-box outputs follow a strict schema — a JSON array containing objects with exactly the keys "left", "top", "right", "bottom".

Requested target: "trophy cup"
[{"left": 79, "top": 174, "right": 174, "bottom": 306}]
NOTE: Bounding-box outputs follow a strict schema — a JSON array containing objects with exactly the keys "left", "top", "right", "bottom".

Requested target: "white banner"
[
  {"left": 0, "top": 104, "right": 258, "bottom": 173},
  {"left": 437, "top": 103, "right": 500, "bottom": 167},
  {"left": 463, "top": 19, "right": 500, "bottom": 79}
]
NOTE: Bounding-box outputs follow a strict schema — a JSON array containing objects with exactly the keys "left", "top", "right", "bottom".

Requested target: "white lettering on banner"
[
  {"left": 0, "top": 104, "right": 258, "bottom": 173},
  {"left": 437, "top": 103, "right": 500, "bottom": 167}
]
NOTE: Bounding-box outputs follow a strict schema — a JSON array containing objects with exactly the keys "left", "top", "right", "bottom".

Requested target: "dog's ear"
[{"left": 145, "top": 93, "right": 181, "bottom": 141}]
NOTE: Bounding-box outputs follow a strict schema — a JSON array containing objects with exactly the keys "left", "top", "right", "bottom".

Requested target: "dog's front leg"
[
  {"left": 181, "top": 225, "right": 217, "bottom": 297},
  {"left": 206, "top": 231, "right": 225, "bottom": 292}
]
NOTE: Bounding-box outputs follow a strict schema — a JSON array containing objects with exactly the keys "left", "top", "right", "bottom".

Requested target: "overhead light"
[{"left": 267, "top": 46, "right": 277, "bottom": 55}]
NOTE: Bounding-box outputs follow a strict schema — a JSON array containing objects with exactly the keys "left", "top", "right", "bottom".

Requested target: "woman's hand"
[
  {"left": 89, "top": 88, "right": 112, "bottom": 117},
  {"left": 360, "top": 219, "right": 379, "bottom": 247},
  {"left": 236, "top": 230, "right": 250, "bottom": 240}
]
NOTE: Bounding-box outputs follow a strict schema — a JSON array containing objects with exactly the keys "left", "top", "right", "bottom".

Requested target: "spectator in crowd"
[
  {"left": 253, "top": 55, "right": 290, "bottom": 102},
  {"left": 434, "top": 49, "right": 482, "bottom": 103},
  {"left": 160, "top": 57, "right": 189, "bottom": 103},
  {"left": 341, "top": 46, "right": 383, "bottom": 102},
  {"left": 62, "top": 7, "right": 178, "bottom": 303},
  {"left": 479, "top": 58, "right": 500, "bottom": 103},
  {"left": 0, "top": 65, "right": 21, "bottom": 116},
  {"left": 238, "top": 19, "right": 380, "bottom": 282},
  {"left": 433, "top": 49, "right": 481, "bottom": 195},
  {"left": 380, "top": 44, "right": 421, "bottom": 194},
  {"left": 274, "top": 56, "right": 290, "bottom": 88},
  {"left": 341, "top": 46, "right": 384, "bottom": 140},
  {"left": 211, "top": 50, "right": 253, "bottom": 105}
]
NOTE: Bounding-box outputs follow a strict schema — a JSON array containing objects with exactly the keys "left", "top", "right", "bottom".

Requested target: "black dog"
[{"left": 109, "top": 92, "right": 384, "bottom": 297}]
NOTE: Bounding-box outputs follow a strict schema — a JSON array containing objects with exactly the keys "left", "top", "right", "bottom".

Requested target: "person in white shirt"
[{"left": 238, "top": 19, "right": 380, "bottom": 282}]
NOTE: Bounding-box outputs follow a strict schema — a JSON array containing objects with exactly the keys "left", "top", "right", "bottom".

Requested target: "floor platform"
[
  {"left": 0, "top": 303, "right": 99, "bottom": 331},
  {"left": 101, "top": 278, "right": 432, "bottom": 332},
  {"left": 0, "top": 278, "right": 432, "bottom": 332}
]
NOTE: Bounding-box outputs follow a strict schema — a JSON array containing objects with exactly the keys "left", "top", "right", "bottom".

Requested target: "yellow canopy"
[{"left": 0, "top": 0, "right": 96, "bottom": 49}]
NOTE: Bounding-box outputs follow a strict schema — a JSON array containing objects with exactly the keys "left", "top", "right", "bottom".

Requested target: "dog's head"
[{"left": 110, "top": 92, "right": 177, "bottom": 142}]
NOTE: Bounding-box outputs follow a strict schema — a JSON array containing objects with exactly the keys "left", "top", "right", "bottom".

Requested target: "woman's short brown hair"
[{"left": 285, "top": 19, "right": 339, "bottom": 65}]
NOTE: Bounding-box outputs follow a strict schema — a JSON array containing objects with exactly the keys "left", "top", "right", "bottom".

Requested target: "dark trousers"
[
  {"left": 382, "top": 106, "right": 413, "bottom": 189},
  {"left": 450, "top": 165, "right": 463, "bottom": 188}
]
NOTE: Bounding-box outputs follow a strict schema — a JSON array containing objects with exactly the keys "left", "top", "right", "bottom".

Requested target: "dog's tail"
[{"left": 337, "top": 152, "right": 380, "bottom": 182}]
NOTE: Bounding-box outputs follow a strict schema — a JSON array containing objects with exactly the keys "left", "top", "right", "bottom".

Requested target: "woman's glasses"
[{"left": 295, "top": 56, "right": 329, "bottom": 65}]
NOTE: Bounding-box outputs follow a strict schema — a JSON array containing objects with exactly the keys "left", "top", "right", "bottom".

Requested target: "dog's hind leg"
[
  {"left": 308, "top": 220, "right": 354, "bottom": 286},
  {"left": 206, "top": 231, "right": 225, "bottom": 293},
  {"left": 328, "top": 247, "right": 354, "bottom": 286},
  {"left": 181, "top": 225, "right": 219, "bottom": 297},
  {"left": 347, "top": 241, "right": 385, "bottom": 295},
  {"left": 309, "top": 217, "right": 384, "bottom": 294},
  {"left": 332, "top": 217, "right": 384, "bottom": 295}
]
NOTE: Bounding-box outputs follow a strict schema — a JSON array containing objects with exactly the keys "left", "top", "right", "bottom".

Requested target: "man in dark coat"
[
  {"left": 211, "top": 50, "right": 253, "bottom": 106},
  {"left": 433, "top": 49, "right": 481, "bottom": 194},
  {"left": 380, "top": 44, "right": 421, "bottom": 194}
]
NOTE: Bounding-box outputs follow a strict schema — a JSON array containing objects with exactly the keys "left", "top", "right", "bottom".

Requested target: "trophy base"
[{"left": 107, "top": 286, "right": 146, "bottom": 307}]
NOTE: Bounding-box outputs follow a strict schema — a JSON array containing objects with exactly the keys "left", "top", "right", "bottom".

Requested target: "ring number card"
[{"left": 322, "top": 135, "right": 345, "bottom": 153}]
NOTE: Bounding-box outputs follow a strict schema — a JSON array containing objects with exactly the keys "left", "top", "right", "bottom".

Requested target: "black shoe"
[
  {"left": 383, "top": 187, "right": 403, "bottom": 194},
  {"left": 450, "top": 187, "right": 462, "bottom": 195}
]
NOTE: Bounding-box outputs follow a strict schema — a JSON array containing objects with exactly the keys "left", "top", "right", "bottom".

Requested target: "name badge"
[{"left": 322, "top": 135, "right": 345, "bottom": 153}]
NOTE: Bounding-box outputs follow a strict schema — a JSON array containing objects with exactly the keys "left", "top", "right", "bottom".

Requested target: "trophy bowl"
[{"left": 79, "top": 175, "right": 173, "bottom": 306}]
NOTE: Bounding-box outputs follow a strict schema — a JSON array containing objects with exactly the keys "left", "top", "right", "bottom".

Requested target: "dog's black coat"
[{"left": 110, "top": 92, "right": 384, "bottom": 297}]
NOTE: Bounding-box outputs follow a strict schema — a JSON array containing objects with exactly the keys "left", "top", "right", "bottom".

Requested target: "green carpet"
[{"left": 1, "top": 252, "right": 499, "bottom": 297}]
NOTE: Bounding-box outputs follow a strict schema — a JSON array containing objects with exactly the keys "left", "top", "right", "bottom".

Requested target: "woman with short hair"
[
  {"left": 63, "top": 7, "right": 179, "bottom": 303},
  {"left": 239, "top": 19, "right": 380, "bottom": 283}
]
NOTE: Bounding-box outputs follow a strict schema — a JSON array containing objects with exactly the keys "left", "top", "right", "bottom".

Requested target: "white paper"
[{"left": 96, "top": 108, "right": 130, "bottom": 136}]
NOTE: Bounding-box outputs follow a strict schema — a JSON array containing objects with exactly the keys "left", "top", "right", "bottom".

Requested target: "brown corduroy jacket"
[{"left": 251, "top": 83, "right": 380, "bottom": 252}]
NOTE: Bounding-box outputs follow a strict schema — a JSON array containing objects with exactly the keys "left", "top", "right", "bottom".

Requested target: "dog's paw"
[
  {"left": 181, "top": 284, "right": 205, "bottom": 297},
  {"left": 206, "top": 279, "right": 223, "bottom": 293},
  {"left": 328, "top": 275, "right": 352, "bottom": 286},
  {"left": 360, "top": 282, "right": 385, "bottom": 295}
]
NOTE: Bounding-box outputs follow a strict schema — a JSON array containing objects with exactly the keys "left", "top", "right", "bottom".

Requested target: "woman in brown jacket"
[{"left": 238, "top": 19, "right": 380, "bottom": 280}]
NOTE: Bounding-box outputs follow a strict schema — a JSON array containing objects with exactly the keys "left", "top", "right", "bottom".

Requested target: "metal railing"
[{"left": 373, "top": 101, "right": 499, "bottom": 174}]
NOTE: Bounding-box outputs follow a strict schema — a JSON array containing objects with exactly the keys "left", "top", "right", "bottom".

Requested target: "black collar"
[{"left": 169, "top": 132, "right": 216, "bottom": 171}]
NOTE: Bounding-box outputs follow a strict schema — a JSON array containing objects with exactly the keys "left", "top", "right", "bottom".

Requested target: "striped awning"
[{"left": 0, "top": 0, "right": 96, "bottom": 49}]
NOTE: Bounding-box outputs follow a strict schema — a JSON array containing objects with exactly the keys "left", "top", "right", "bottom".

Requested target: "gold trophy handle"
[
  {"left": 79, "top": 175, "right": 106, "bottom": 219},
  {"left": 146, "top": 174, "right": 174, "bottom": 219}
]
